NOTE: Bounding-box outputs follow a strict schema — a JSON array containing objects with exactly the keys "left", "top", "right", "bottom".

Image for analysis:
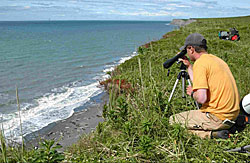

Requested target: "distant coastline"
[{"left": 170, "top": 18, "right": 196, "bottom": 26}]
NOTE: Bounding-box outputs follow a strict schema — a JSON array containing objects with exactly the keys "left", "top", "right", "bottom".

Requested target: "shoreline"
[
  {"left": 23, "top": 51, "right": 138, "bottom": 151},
  {"left": 21, "top": 22, "right": 174, "bottom": 152},
  {"left": 25, "top": 91, "right": 109, "bottom": 151}
]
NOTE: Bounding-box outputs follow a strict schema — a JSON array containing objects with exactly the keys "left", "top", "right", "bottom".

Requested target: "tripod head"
[{"left": 177, "top": 61, "right": 187, "bottom": 71}]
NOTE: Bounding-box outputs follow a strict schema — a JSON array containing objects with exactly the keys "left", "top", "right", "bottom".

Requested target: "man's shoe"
[{"left": 211, "top": 130, "right": 230, "bottom": 139}]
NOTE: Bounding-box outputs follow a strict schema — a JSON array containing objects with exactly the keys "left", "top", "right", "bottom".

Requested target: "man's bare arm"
[
  {"left": 193, "top": 89, "right": 207, "bottom": 104},
  {"left": 187, "top": 86, "right": 207, "bottom": 104}
]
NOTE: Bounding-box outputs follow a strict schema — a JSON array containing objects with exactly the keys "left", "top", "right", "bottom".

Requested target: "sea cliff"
[{"left": 170, "top": 18, "right": 196, "bottom": 26}]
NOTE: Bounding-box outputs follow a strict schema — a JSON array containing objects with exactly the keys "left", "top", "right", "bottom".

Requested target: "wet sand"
[{"left": 25, "top": 92, "right": 109, "bottom": 151}]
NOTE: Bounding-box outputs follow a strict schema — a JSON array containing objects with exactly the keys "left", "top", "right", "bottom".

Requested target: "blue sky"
[{"left": 0, "top": 0, "right": 249, "bottom": 21}]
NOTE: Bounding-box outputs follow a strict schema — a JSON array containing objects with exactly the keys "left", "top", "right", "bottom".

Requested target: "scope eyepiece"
[{"left": 163, "top": 49, "right": 187, "bottom": 69}]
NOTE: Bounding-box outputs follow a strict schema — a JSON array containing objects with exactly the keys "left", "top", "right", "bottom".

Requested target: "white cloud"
[
  {"left": 168, "top": 3, "right": 191, "bottom": 8},
  {"left": 171, "top": 12, "right": 189, "bottom": 17},
  {"left": 190, "top": 2, "right": 206, "bottom": 7},
  {"left": 69, "top": 0, "right": 77, "bottom": 3},
  {"left": 162, "top": 6, "right": 175, "bottom": 10},
  {"left": 24, "top": 6, "right": 31, "bottom": 9},
  {"left": 9, "top": 4, "right": 18, "bottom": 7},
  {"left": 109, "top": 10, "right": 171, "bottom": 17},
  {"left": 208, "top": 6, "right": 214, "bottom": 9}
]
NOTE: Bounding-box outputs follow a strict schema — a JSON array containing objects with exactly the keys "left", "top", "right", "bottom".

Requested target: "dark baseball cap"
[{"left": 180, "top": 33, "right": 207, "bottom": 50}]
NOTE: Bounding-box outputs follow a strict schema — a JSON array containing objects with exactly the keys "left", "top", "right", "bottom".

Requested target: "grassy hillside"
[
  {"left": 1, "top": 16, "right": 250, "bottom": 162},
  {"left": 64, "top": 16, "right": 250, "bottom": 162}
]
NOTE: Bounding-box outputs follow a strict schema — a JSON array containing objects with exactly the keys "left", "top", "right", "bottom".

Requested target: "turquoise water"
[{"left": 0, "top": 20, "right": 175, "bottom": 141}]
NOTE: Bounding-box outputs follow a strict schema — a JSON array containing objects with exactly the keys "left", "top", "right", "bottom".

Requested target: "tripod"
[{"left": 168, "top": 62, "right": 200, "bottom": 109}]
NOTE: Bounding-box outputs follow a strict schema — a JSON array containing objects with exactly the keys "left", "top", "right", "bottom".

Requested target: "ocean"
[{"left": 0, "top": 20, "right": 175, "bottom": 142}]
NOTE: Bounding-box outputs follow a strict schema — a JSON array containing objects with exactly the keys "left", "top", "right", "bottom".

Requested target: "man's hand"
[
  {"left": 186, "top": 85, "right": 193, "bottom": 96},
  {"left": 179, "top": 56, "right": 191, "bottom": 68}
]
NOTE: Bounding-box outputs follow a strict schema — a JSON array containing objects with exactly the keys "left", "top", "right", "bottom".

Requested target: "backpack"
[
  {"left": 219, "top": 28, "right": 240, "bottom": 41},
  {"left": 219, "top": 31, "right": 229, "bottom": 40}
]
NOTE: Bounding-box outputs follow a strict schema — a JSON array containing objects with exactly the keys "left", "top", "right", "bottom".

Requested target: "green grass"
[
  {"left": 1, "top": 16, "right": 250, "bottom": 162},
  {"left": 64, "top": 16, "right": 250, "bottom": 162}
]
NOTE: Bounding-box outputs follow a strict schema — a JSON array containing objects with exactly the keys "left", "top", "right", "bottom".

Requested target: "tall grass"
[
  {"left": 0, "top": 125, "right": 7, "bottom": 163},
  {"left": 16, "top": 86, "right": 24, "bottom": 160}
]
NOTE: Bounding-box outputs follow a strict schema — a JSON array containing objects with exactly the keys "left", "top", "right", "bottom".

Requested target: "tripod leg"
[
  {"left": 187, "top": 79, "right": 200, "bottom": 109},
  {"left": 168, "top": 78, "right": 179, "bottom": 102},
  {"left": 181, "top": 76, "right": 186, "bottom": 98}
]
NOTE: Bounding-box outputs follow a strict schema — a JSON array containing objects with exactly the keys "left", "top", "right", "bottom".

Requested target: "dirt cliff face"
[{"left": 170, "top": 19, "right": 196, "bottom": 26}]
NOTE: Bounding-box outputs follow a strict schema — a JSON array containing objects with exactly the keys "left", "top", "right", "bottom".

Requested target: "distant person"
[{"left": 169, "top": 33, "right": 240, "bottom": 139}]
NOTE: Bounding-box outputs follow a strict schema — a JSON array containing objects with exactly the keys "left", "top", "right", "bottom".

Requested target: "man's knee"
[
  {"left": 169, "top": 114, "right": 180, "bottom": 125},
  {"left": 169, "top": 115, "right": 174, "bottom": 125}
]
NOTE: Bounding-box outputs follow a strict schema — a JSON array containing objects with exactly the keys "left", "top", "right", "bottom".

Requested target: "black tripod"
[{"left": 168, "top": 62, "right": 200, "bottom": 109}]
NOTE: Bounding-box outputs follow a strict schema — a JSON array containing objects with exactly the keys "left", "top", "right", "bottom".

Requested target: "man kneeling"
[{"left": 169, "top": 33, "right": 240, "bottom": 139}]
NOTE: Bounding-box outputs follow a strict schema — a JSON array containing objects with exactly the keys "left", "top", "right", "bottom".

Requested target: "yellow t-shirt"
[{"left": 193, "top": 54, "right": 240, "bottom": 120}]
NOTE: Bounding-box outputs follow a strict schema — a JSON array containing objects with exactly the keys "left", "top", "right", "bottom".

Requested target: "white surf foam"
[
  {"left": 1, "top": 51, "right": 137, "bottom": 143},
  {"left": 103, "top": 51, "right": 138, "bottom": 75},
  {"left": 1, "top": 82, "right": 102, "bottom": 142}
]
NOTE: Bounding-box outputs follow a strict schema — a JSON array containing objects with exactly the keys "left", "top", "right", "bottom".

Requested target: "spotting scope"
[{"left": 163, "top": 49, "right": 187, "bottom": 69}]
